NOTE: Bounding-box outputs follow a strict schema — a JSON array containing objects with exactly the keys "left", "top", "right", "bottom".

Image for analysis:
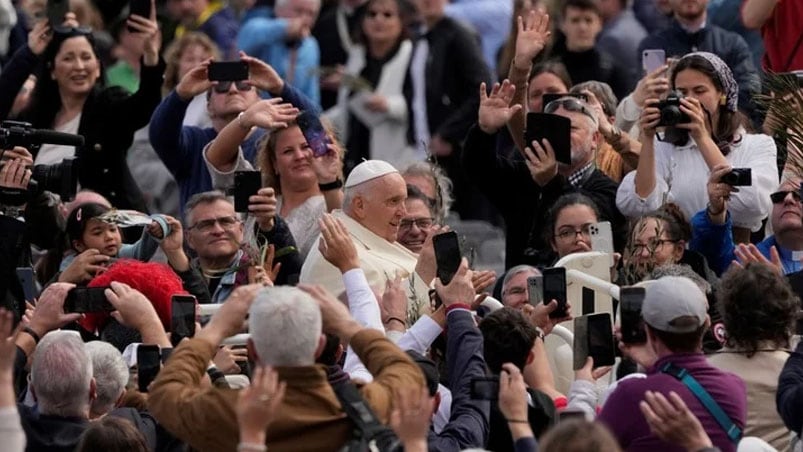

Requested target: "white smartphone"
[
  {"left": 642, "top": 49, "right": 666, "bottom": 73},
  {"left": 590, "top": 221, "right": 614, "bottom": 267}
]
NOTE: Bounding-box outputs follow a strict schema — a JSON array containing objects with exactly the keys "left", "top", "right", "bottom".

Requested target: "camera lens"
[
  {"left": 721, "top": 171, "right": 738, "bottom": 185},
  {"left": 661, "top": 106, "right": 683, "bottom": 126}
]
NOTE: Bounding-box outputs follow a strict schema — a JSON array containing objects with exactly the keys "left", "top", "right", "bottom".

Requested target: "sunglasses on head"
[
  {"left": 544, "top": 97, "right": 596, "bottom": 122},
  {"left": 212, "top": 80, "right": 252, "bottom": 94},
  {"left": 770, "top": 190, "right": 802, "bottom": 204}
]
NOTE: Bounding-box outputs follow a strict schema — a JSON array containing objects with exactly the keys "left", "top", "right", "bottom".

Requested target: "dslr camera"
[
  {"left": 0, "top": 121, "right": 83, "bottom": 204},
  {"left": 654, "top": 92, "right": 691, "bottom": 127},
  {"left": 720, "top": 168, "right": 752, "bottom": 186}
]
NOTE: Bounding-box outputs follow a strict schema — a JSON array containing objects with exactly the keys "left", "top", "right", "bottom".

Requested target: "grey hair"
[
  {"left": 502, "top": 265, "right": 541, "bottom": 294},
  {"left": 249, "top": 286, "right": 322, "bottom": 366},
  {"left": 401, "top": 161, "right": 453, "bottom": 223},
  {"left": 647, "top": 263, "right": 712, "bottom": 295},
  {"left": 342, "top": 181, "right": 374, "bottom": 216},
  {"left": 184, "top": 190, "right": 230, "bottom": 226},
  {"left": 85, "top": 341, "right": 129, "bottom": 416},
  {"left": 31, "top": 331, "right": 93, "bottom": 417},
  {"left": 570, "top": 81, "right": 618, "bottom": 118}
]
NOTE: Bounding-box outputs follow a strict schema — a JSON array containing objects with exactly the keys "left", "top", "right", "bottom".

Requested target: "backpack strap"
[
  {"left": 660, "top": 362, "right": 742, "bottom": 444},
  {"left": 331, "top": 380, "right": 398, "bottom": 442}
]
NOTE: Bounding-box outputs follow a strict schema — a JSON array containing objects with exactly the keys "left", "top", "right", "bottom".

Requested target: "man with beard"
[
  {"left": 637, "top": 0, "right": 760, "bottom": 124},
  {"left": 691, "top": 169, "right": 803, "bottom": 275}
]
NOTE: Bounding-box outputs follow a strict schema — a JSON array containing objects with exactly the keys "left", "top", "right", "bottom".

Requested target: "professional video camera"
[{"left": 0, "top": 121, "right": 84, "bottom": 204}]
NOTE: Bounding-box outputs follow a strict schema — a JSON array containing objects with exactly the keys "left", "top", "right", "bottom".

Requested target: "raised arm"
[
  {"left": 507, "top": 9, "right": 551, "bottom": 153},
  {"left": 0, "top": 21, "right": 51, "bottom": 120},
  {"left": 741, "top": 0, "right": 779, "bottom": 30}
]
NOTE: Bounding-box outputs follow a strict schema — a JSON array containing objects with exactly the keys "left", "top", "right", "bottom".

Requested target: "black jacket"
[
  {"left": 637, "top": 19, "right": 761, "bottom": 125},
  {"left": 548, "top": 44, "right": 629, "bottom": 101},
  {"left": 462, "top": 125, "right": 625, "bottom": 269},
  {"left": 407, "top": 17, "right": 490, "bottom": 148},
  {"left": 0, "top": 46, "right": 165, "bottom": 212}
]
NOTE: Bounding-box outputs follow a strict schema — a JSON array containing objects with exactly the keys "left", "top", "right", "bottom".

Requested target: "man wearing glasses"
[
  {"left": 691, "top": 169, "right": 803, "bottom": 275},
  {"left": 464, "top": 82, "right": 625, "bottom": 269},
  {"left": 150, "top": 55, "right": 318, "bottom": 220},
  {"left": 162, "top": 191, "right": 302, "bottom": 303}
]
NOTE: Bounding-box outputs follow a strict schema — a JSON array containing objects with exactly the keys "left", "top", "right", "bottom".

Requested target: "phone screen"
[
  {"left": 524, "top": 113, "right": 572, "bottom": 164},
  {"left": 433, "top": 232, "right": 461, "bottom": 286},
  {"left": 47, "top": 0, "right": 69, "bottom": 27},
  {"left": 620, "top": 287, "right": 647, "bottom": 344},
  {"left": 527, "top": 275, "right": 543, "bottom": 306},
  {"left": 171, "top": 295, "right": 197, "bottom": 347},
  {"left": 542, "top": 267, "right": 567, "bottom": 318},
  {"left": 65, "top": 287, "right": 114, "bottom": 313},
  {"left": 470, "top": 377, "right": 499, "bottom": 401},
  {"left": 296, "top": 111, "right": 332, "bottom": 157},
  {"left": 16, "top": 267, "right": 38, "bottom": 303},
  {"left": 587, "top": 313, "right": 615, "bottom": 368},
  {"left": 208, "top": 61, "right": 249, "bottom": 82},
  {"left": 233, "top": 171, "right": 262, "bottom": 212},
  {"left": 137, "top": 345, "right": 161, "bottom": 392}
]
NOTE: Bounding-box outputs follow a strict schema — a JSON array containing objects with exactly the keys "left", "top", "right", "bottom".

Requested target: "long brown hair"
[{"left": 162, "top": 32, "right": 221, "bottom": 94}]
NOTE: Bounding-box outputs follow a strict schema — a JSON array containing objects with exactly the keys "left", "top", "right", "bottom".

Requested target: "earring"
[{"left": 720, "top": 95, "right": 726, "bottom": 106}]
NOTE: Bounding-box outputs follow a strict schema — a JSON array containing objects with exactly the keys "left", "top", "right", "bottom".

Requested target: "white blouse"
[{"left": 616, "top": 130, "right": 778, "bottom": 231}]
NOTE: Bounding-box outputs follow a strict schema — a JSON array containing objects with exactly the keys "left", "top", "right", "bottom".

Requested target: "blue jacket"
[
  {"left": 638, "top": 19, "right": 761, "bottom": 125},
  {"left": 777, "top": 340, "right": 803, "bottom": 434},
  {"left": 427, "top": 309, "right": 489, "bottom": 451},
  {"left": 149, "top": 84, "right": 317, "bottom": 217},
  {"left": 689, "top": 209, "right": 802, "bottom": 276},
  {"left": 237, "top": 18, "right": 321, "bottom": 107},
  {"left": 199, "top": 5, "right": 240, "bottom": 58}
]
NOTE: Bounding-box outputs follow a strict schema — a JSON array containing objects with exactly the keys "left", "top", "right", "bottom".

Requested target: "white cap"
[
  {"left": 344, "top": 160, "right": 398, "bottom": 188},
  {"left": 642, "top": 276, "right": 707, "bottom": 333}
]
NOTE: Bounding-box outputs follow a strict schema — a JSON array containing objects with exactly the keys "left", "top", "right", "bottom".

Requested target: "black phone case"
[
  {"left": 587, "top": 313, "right": 616, "bottom": 368},
  {"left": 137, "top": 345, "right": 161, "bottom": 392},
  {"left": 65, "top": 287, "right": 114, "bottom": 313},
  {"left": 47, "top": 0, "right": 69, "bottom": 27},
  {"left": 233, "top": 171, "right": 261, "bottom": 212},
  {"left": 620, "top": 288, "right": 647, "bottom": 344},
  {"left": 171, "top": 297, "right": 196, "bottom": 347},
  {"left": 208, "top": 62, "right": 249, "bottom": 82},
  {"left": 542, "top": 267, "right": 567, "bottom": 318},
  {"left": 433, "top": 232, "right": 461, "bottom": 286},
  {"left": 524, "top": 113, "right": 572, "bottom": 164},
  {"left": 127, "top": 0, "right": 151, "bottom": 31}
]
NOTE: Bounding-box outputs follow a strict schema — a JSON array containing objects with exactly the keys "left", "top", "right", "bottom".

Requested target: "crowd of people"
[{"left": 2, "top": 0, "right": 803, "bottom": 451}]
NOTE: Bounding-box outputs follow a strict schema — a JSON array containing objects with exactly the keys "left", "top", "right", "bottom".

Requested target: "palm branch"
[{"left": 755, "top": 73, "right": 803, "bottom": 177}]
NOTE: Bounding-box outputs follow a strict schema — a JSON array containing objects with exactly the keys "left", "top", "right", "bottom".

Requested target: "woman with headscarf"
[{"left": 616, "top": 52, "right": 777, "bottom": 243}]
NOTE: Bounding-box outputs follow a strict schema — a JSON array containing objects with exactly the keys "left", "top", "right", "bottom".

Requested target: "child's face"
[{"left": 76, "top": 218, "right": 122, "bottom": 256}]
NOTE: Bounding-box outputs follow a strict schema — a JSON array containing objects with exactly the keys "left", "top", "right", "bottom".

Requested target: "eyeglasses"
[
  {"left": 631, "top": 239, "right": 677, "bottom": 255},
  {"left": 366, "top": 10, "right": 395, "bottom": 19},
  {"left": 212, "top": 80, "right": 252, "bottom": 94},
  {"left": 399, "top": 217, "right": 434, "bottom": 231},
  {"left": 544, "top": 97, "right": 597, "bottom": 123},
  {"left": 554, "top": 224, "right": 592, "bottom": 241},
  {"left": 188, "top": 215, "right": 240, "bottom": 232},
  {"left": 770, "top": 190, "right": 802, "bottom": 204}
]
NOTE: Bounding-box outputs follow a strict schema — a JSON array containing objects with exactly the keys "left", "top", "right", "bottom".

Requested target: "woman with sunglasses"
[
  {"left": 0, "top": 7, "right": 163, "bottom": 212},
  {"left": 616, "top": 52, "right": 777, "bottom": 245},
  {"left": 323, "top": 0, "right": 419, "bottom": 173},
  {"left": 691, "top": 169, "right": 803, "bottom": 276}
]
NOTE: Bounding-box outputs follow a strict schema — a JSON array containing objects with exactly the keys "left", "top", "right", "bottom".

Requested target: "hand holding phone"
[
  {"left": 296, "top": 111, "right": 332, "bottom": 157},
  {"left": 128, "top": 0, "right": 152, "bottom": 31},
  {"left": 233, "top": 171, "right": 262, "bottom": 212},
  {"left": 65, "top": 287, "right": 115, "bottom": 313},
  {"left": 170, "top": 295, "right": 197, "bottom": 347},
  {"left": 433, "top": 231, "right": 461, "bottom": 286},
  {"left": 542, "top": 267, "right": 568, "bottom": 318},
  {"left": 137, "top": 344, "right": 161, "bottom": 392}
]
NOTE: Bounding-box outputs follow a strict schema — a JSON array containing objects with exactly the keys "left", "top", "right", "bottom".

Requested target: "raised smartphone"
[
  {"left": 208, "top": 61, "right": 249, "bottom": 82},
  {"left": 620, "top": 287, "right": 647, "bottom": 344},
  {"left": 542, "top": 267, "right": 568, "bottom": 319},
  {"left": 296, "top": 111, "right": 332, "bottom": 157},
  {"left": 433, "top": 231, "right": 461, "bottom": 286},
  {"left": 527, "top": 275, "right": 543, "bottom": 306},
  {"left": 642, "top": 49, "right": 666, "bottom": 73},
  {"left": 170, "top": 295, "right": 197, "bottom": 347},
  {"left": 233, "top": 171, "right": 262, "bottom": 212},
  {"left": 137, "top": 344, "right": 161, "bottom": 392},
  {"left": 65, "top": 287, "right": 114, "bottom": 313}
]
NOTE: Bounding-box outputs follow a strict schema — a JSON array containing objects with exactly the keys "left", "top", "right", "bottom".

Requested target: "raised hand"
[
  {"left": 380, "top": 274, "right": 407, "bottom": 329},
  {"left": 706, "top": 164, "right": 735, "bottom": 223},
  {"left": 240, "top": 98, "right": 299, "bottom": 131},
  {"left": 522, "top": 299, "right": 572, "bottom": 335},
  {"left": 236, "top": 366, "right": 286, "bottom": 445},
  {"left": 27, "top": 283, "right": 82, "bottom": 337},
  {"left": 639, "top": 390, "right": 713, "bottom": 451},
  {"left": 129, "top": 0, "right": 161, "bottom": 66},
  {"left": 0, "top": 158, "right": 32, "bottom": 195},
  {"left": 311, "top": 138, "right": 343, "bottom": 185},
  {"left": 639, "top": 99, "right": 662, "bottom": 140},
  {"left": 198, "top": 284, "right": 262, "bottom": 346},
  {"left": 632, "top": 65, "right": 671, "bottom": 108},
  {"left": 249, "top": 187, "right": 278, "bottom": 232},
  {"left": 214, "top": 345, "right": 249, "bottom": 374},
  {"left": 176, "top": 59, "right": 214, "bottom": 100},
  {"left": 434, "top": 258, "right": 474, "bottom": 307},
  {"left": 389, "top": 386, "right": 432, "bottom": 452},
  {"left": 318, "top": 213, "right": 359, "bottom": 273},
  {"left": 298, "top": 284, "right": 361, "bottom": 342},
  {"left": 733, "top": 243, "right": 783, "bottom": 274},
  {"left": 478, "top": 80, "right": 522, "bottom": 134},
  {"left": 471, "top": 270, "right": 497, "bottom": 294},
  {"left": 513, "top": 9, "right": 551, "bottom": 70},
  {"left": 240, "top": 51, "right": 284, "bottom": 94},
  {"left": 522, "top": 138, "right": 558, "bottom": 187},
  {"left": 677, "top": 97, "right": 712, "bottom": 141}
]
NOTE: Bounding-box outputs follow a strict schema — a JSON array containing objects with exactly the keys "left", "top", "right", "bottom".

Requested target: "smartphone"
[
  {"left": 137, "top": 344, "right": 161, "bottom": 392},
  {"left": 574, "top": 313, "right": 615, "bottom": 369},
  {"left": 470, "top": 376, "right": 499, "bottom": 401},
  {"left": 433, "top": 231, "right": 461, "bottom": 286},
  {"left": 208, "top": 61, "right": 249, "bottom": 82},
  {"left": 47, "top": 0, "right": 69, "bottom": 28},
  {"left": 541, "top": 92, "right": 589, "bottom": 111},
  {"left": 65, "top": 287, "right": 114, "bottom": 313},
  {"left": 16, "top": 267, "right": 38, "bottom": 303},
  {"left": 296, "top": 111, "right": 332, "bottom": 157},
  {"left": 589, "top": 221, "right": 614, "bottom": 266},
  {"left": 527, "top": 275, "right": 543, "bottom": 306},
  {"left": 233, "top": 171, "right": 262, "bottom": 212},
  {"left": 524, "top": 113, "right": 572, "bottom": 165},
  {"left": 542, "top": 267, "right": 567, "bottom": 319},
  {"left": 620, "top": 287, "right": 647, "bottom": 344},
  {"left": 642, "top": 49, "right": 666, "bottom": 73},
  {"left": 127, "top": 0, "right": 152, "bottom": 31},
  {"left": 170, "top": 295, "right": 197, "bottom": 347},
  {"left": 559, "top": 409, "right": 587, "bottom": 422}
]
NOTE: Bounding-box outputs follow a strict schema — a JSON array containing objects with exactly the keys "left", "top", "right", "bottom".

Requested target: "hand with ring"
[
  {"left": 390, "top": 386, "right": 432, "bottom": 451},
  {"left": 236, "top": 366, "right": 286, "bottom": 445}
]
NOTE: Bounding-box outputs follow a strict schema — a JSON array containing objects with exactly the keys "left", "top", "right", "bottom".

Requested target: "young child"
[{"left": 60, "top": 202, "right": 171, "bottom": 272}]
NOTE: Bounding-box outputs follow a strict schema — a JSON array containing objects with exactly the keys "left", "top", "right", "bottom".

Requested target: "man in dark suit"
[{"left": 409, "top": 0, "right": 492, "bottom": 221}]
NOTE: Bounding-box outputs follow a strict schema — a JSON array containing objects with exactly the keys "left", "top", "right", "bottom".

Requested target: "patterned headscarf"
[{"left": 672, "top": 52, "right": 739, "bottom": 112}]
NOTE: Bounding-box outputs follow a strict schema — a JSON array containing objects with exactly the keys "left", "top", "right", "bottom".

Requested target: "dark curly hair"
[
  {"left": 718, "top": 263, "right": 798, "bottom": 357},
  {"left": 479, "top": 307, "right": 538, "bottom": 373}
]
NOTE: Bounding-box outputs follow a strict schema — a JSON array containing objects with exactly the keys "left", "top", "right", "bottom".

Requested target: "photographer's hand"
[
  {"left": 240, "top": 52, "right": 284, "bottom": 95},
  {"left": 27, "top": 20, "right": 52, "bottom": 55},
  {"left": 639, "top": 99, "right": 661, "bottom": 140},
  {"left": 239, "top": 98, "right": 299, "bottom": 131},
  {"left": 176, "top": 59, "right": 214, "bottom": 101},
  {"left": 632, "top": 66, "right": 670, "bottom": 108},
  {"left": 129, "top": 0, "right": 161, "bottom": 66},
  {"left": 706, "top": 164, "right": 734, "bottom": 225},
  {"left": 0, "top": 158, "right": 31, "bottom": 207},
  {"left": 2, "top": 147, "right": 33, "bottom": 167}
]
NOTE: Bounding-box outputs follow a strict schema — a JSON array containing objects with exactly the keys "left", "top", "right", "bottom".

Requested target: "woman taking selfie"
[
  {"left": 616, "top": 52, "right": 777, "bottom": 243},
  {"left": 0, "top": 6, "right": 163, "bottom": 211}
]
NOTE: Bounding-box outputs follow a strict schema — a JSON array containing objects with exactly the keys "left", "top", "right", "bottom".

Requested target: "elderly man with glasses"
[
  {"left": 691, "top": 173, "right": 803, "bottom": 276},
  {"left": 463, "top": 81, "right": 625, "bottom": 269},
  {"left": 162, "top": 190, "right": 302, "bottom": 303}
]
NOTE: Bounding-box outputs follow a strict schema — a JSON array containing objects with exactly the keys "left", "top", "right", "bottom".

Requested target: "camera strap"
[
  {"left": 659, "top": 362, "right": 742, "bottom": 444},
  {"left": 331, "top": 379, "right": 401, "bottom": 451}
]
